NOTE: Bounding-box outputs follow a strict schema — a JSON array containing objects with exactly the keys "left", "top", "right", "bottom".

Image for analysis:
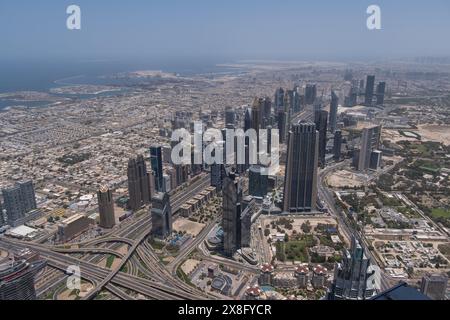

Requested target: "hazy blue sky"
[{"left": 1, "top": 0, "right": 450, "bottom": 62}]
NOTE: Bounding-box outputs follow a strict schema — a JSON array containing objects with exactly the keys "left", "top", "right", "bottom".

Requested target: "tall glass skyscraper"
[
  {"left": 151, "top": 192, "right": 172, "bottom": 239},
  {"left": 328, "top": 236, "right": 378, "bottom": 300},
  {"left": 329, "top": 91, "right": 339, "bottom": 134},
  {"left": 127, "top": 155, "right": 152, "bottom": 211},
  {"left": 150, "top": 145, "right": 164, "bottom": 192},
  {"left": 248, "top": 165, "right": 269, "bottom": 199},
  {"left": 365, "top": 75, "right": 376, "bottom": 106},
  {"left": 283, "top": 122, "right": 319, "bottom": 213},
  {"left": 358, "top": 125, "right": 382, "bottom": 171},
  {"left": 314, "top": 110, "right": 329, "bottom": 168},
  {"left": 222, "top": 170, "right": 243, "bottom": 257}
]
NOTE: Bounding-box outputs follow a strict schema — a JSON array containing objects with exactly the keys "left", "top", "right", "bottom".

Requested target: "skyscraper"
[
  {"left": 127, "top": 155, "right": 152, "bottom": 211},
  {"left": 2, "top": 180, "right": 37, "bottom": 226},
  {"left": 285, "top": 89, "right": 295, "bottom": 113},
  {"left": 328, "top": 237, "right": 378, "bottom": 300},
  {"left": 240, "top": 198, "right": 255, "bottom": 248},
  {"left": 345, "top": 85, "right": 358, "bottom": 107},
  {"left": 333, "top": 130, "right": 343, "bottom": 161},
  {"left": 248, "top": 165, "right": 269, "bottom": 199},
  {"left": 244, "top": 107, "right": 252, "bottom": 132},
  {"left": 150, "top": 145, "right": 164, "bottom": 192},
  {"left": 262, "top": 97, "right": 272, "bottom": 127},
  {"left": 151, "top": 192, "right": 172, "bottom": 239},
  {"left": 283, "top": 122, "right": 319, "bottom": 213},
  {"left": 314, "top": 109, "right": 329, "bottom": 168},
  {"left": 2, "top": 186, "right": 22, "bottom": 225},
  {"left": 251, "top": 97, "right": 263, "bottom": 134},
  {"left": 0, "top": 259, "right": 46, "bottom": 300},
  {"left": 420, "top": 273, "right": 448, "bottom": 300},
  {"left": 0, "top": 201, "right": 4, "bottom": 227},
  {"left": 222, "top": 170, "right": 243, "bottom": 257},
  {"left": 274, "top": 88, "right": 285, "bottom": 111},
  {"left": 225, "top": 107, "right": 236, "bottom": 129},
  {"left": 376, "top": 82, "right": 386, "bottom": 106},
  {"left": 365, "top": 75, "right": 375, "bottom": 106},
  {"left": 329, "top": 91, "right": 339, "bottom": 133},
  {"left": 18, "top": 181, "right": 37, "bottom": 214},
  {"left": 97, "top": 185, "right": 115, "bottom": 229},
  {"left": 277, "top": 109, "right": 288, "bottom": 145},
  {"left": 358, "top": 125, "right": 382, "bottom": 171},
  {"left": 293, "top": 86, "right": 302, "bottom": 113},
  {"left": 211, "top": 163, "right": 225, "bottom": 191},
  {"left": 305, "top": 84, "right": 317, "bottom": 105}
]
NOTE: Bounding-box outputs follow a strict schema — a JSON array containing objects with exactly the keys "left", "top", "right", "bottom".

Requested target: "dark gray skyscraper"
[
  {"left": 262, "top": 97, "right": 272, "bottom": 126},
  {"left": 244, "top": 107, "right": 252, "bottom": 132},
  {"left": 333, "top": 130, "right": 343, "bottom": 161},
  {"left": 249, "top": 165, "right": 269, "bottom": 199},
  {"left": 283, "top": 122, "right": 319, "bottom": 213},
  {"left": 251, "top": 97, "right": 263, "bottom": 134},
  {"left": 277, "top": 109, "right": 288, "bottom": 145},
  {"left": 365, "top": 75, "right": 375, "bottom": 106},
  {"left": 18, "top": 181, "right": 37, "bottom": 214},
  {"left": 305, "top": 84, "right": 317, "bottom": 105},
  {"left": 151, "top": 192, "right": 172, "bottom": 239},
  {"left": 358, "top": 125, "right": 382, "bottom": 171},
  {"left": 293, "top": 86, "right": 302, "bottom": 113},
  {"left": 211, "top": 163, "right": 225, "bottom": 191},
  {"left": 127, "top": 155, "right": 152, "bottom": 211},
  {"left": 329, "top": 91, "right": 339, "bottom": 133},
  {"left": 328, "top": 237, "right": 378, "bottom": 300},
  {"left": 0, "top": 201, "right": 4, "bottom": 227},
  {"left": 97, "top": 185, "right": 115, "bottom": 229},
  {"left": 274, "top": 87, "right": 285, "bottom": 111},
  {"left": 222, "top": 170, "right": 243, "bottom": 257},
  {"left": 314, "top": 110, "right": 328, "bottom": 168},
  {"left": 376, "top": 82, "right": 386, "bottom": 106},
  {"left": 150, "top": 145, "right": 164, "bottom": 192}
]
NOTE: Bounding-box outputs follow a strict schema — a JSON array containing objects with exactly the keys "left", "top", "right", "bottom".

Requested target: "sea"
[{"left": 0, "top": 58, "right": 243, "bottom": 110}]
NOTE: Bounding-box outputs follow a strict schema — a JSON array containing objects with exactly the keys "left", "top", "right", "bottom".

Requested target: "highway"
[
  {"left": 168, "top": 216, "right": 220, "bottom": 275},
  {"left": 0, "top": 204, "right": 213, "bottom": 300},
  {"left": 0, "top": 237, "right": 205, "bottom": 300}
]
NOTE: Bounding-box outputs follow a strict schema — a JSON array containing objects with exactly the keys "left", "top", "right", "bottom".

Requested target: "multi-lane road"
[
  {"left": 0, "top": 201, "right": 212, "bottom": 300},
  {"left": 317, "top": 160, "right": 396, "bottom": 291}
]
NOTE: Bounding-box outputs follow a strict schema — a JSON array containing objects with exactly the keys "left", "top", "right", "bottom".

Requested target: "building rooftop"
[
  {"left": 371, "top": 282, "right": 430, "bottom": 300},
  {"left": 260, "top": 263, "right": 274, "bottom": 273},
  {"left": 295, "top": 265, "right": 310, "bottom": 274},
  {"left": 313, "top": 265, "right": 327, "bottom": 275},
  {"left": 245, "top": 286, "right": 263, "bottom": 297}
]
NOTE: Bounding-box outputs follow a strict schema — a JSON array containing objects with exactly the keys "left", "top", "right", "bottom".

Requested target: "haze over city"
[{"left": 1, "top": 0, "right": 450, "bottom": 61}]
